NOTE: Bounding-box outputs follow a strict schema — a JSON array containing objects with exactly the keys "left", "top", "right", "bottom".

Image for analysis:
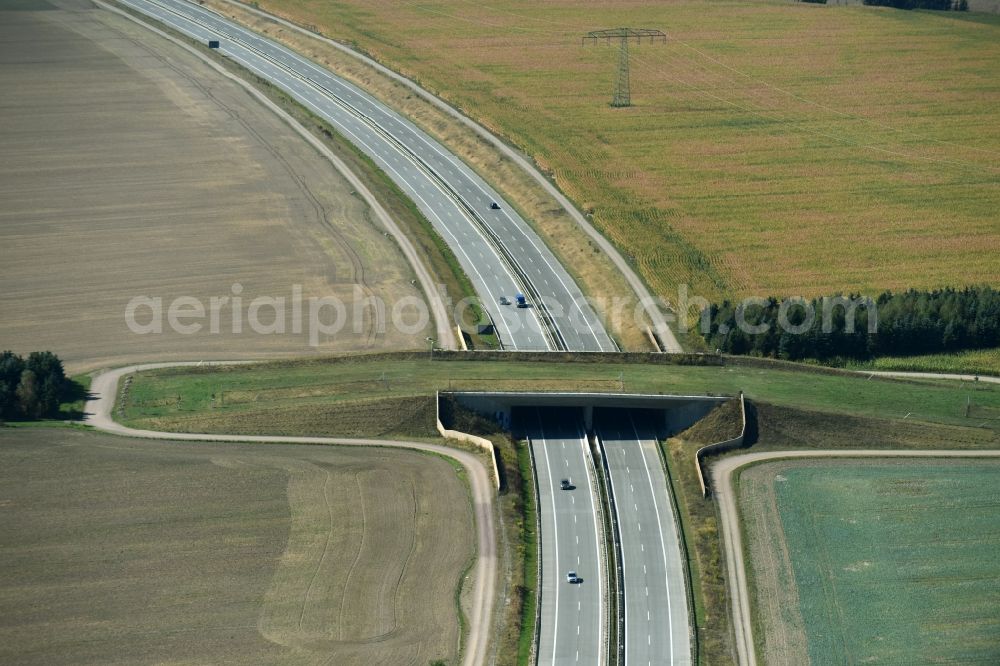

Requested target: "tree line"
[
  {"left": 700, "top": 286, "right": 1000, "bottom": 363},
  {"left": 0, "top": 351, "right": 70, "bottom": 420}
]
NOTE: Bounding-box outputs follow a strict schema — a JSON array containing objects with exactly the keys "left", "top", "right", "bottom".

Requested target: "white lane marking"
[
  {"left": 366, "top": 92, "right": 612, "bottom": 349},
  {"left": 538, "top": 429, "right": 561, "bottom": 666},
  {"left": 629, "top": 414, "right": 677, "bottom": 664},
  {"left": 150, "top": 0, "right": 537, "bottom": 350},
  {"left": 208, "top": 52, "right": 529, "bottom": 349},
  {"left": 183, "top": 0, "right": 607, "bottom": 351}
]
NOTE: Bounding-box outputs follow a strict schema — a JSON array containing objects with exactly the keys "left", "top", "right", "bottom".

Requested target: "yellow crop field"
[{"left": 254, "top": 0, "right": 1000, "bottom": 303}]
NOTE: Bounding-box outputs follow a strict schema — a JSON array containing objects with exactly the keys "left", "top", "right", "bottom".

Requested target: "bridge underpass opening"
[
  {"left": 512, "top": 405, "right": 671, "bottom": 442},
  {"left": 441, "top": 391, "right": 729, "bottom": 439}
]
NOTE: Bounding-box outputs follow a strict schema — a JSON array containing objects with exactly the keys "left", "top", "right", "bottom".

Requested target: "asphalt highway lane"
[
  {"left": 120, "top": 0, "right": 617, "bottom": 352},
  {"left": 529, "top": 409, "right": 606, "bottom": 665},
  {"left": 598, "top": 410, "right": 691, "bottom": 665}
]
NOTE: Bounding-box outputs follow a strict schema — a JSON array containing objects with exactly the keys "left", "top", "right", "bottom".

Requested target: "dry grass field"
[
  {"left": 249, "top": 0, "right": 999, "bottom": 303},
  {"left": 0, "top": 427, "right": 473, "bottom": 665},
  {"left": 0, "top": 0, "right": 426, "bottom": 373},
  {"left": 860, "top": 346, "right": 1000, "bottom": 376},
  {"left": 739, "top": 459, "right": 1000, "bottom": 664}
]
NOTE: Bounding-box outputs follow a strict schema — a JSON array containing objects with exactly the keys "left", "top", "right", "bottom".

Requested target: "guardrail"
[
  {"left": 339, "top": 96, "right": 567, "bottom": 350},
  {"left": 220, "top": 0, "right": 679, "bottom": 352},
  {"left": 593, "top": 433, "right": 625, "bottom": 666},
  {"left": 210, "top": 19, "right": 566, "bottom": 351},
  {"left": 526, "top": 437, "right": 544, "bottom": 666}
]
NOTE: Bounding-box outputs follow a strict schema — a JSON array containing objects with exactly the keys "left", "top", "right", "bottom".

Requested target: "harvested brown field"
[
  {"left": 0, "top": 427, "right": 473, "bottom": 665},
  {"left": 0, "top": 0, "right": 426, "bottom": 373}
]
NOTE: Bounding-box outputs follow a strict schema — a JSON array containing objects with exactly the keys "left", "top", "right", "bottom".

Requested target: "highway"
[
  {"left": 528, "top": 409, "right": 606, "bottom": 665},
  {"left": 597, "top": 410, "right": 691, "bottom": 666},
  {"left": 118, "top": 0, "right": 617, "bottom": 353}
]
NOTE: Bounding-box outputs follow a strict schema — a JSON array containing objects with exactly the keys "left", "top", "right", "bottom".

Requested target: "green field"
[
  {"left": 116, "top": 353, "right": 1000, "bottom": 438},
  {"left": 242, "top": 0, "right": 998, "bottom": 303},
  {"left": 740, "top": 459, "right": 1000, "bottom": 664},
  {"left": 0, "top": 428, "right": 473, "bottom": 665}
]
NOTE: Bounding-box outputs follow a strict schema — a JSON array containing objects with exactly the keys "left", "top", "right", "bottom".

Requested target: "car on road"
[
  {"left": 566, "top": 570, "right": 581, "bottom": 584},
  {"left": 498, "top": 295, "right": 510, "bottom": 305},
  {"left": 560, "top": 478, "right": 573, "bottom": 490},
  {"left": 490, "top": 201, "right": 501, "bottom": 210}
]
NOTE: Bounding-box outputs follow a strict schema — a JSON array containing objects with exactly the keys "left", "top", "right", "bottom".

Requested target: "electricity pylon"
[{"left": 582, "top": 28, "right": 666, "bottom": 108}]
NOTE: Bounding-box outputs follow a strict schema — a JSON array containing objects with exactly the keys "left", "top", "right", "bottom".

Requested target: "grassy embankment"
[
  {"left": 662, "top": 399, "right": 744, "bottom": 664},
  {"left": 248, "top": 0, "right": 999, "bottom": 304},
  {"left": 439, "top": 397, "right": 538, "bottom": 665}
]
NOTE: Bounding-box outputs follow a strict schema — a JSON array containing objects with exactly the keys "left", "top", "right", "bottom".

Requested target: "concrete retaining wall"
[
  {"left": 696, "top": 392, "right": 747, "bottom": 497},
  {"left": 435, "top": 391, "right": 501, "bottom": 492}
]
